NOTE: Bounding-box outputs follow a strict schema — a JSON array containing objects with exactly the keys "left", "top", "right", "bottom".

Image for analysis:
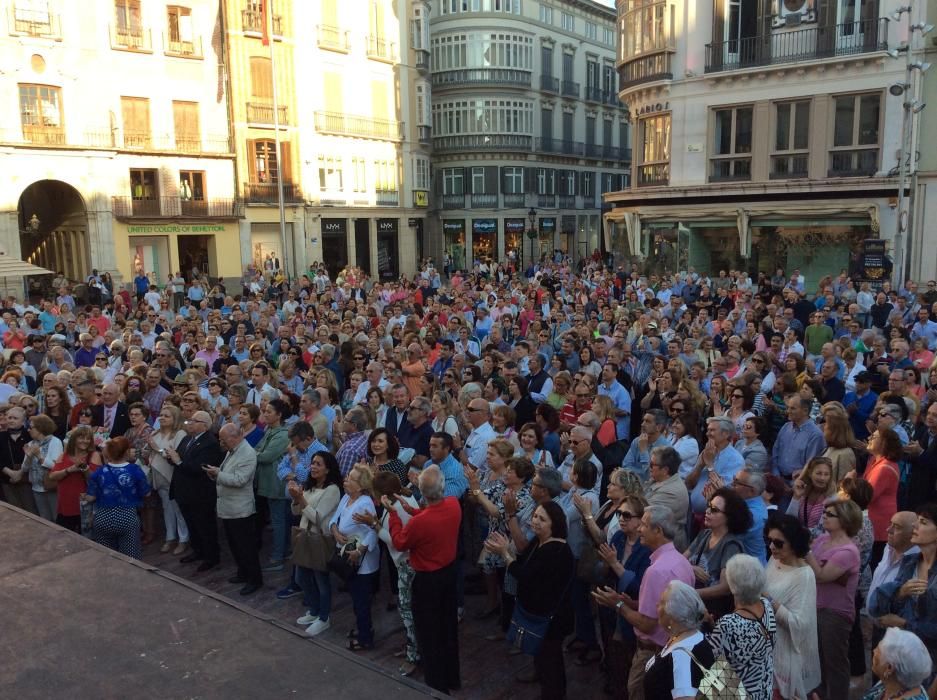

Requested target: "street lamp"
[{"left": 526, "top": 207, "right": 537, "bottom": 270}]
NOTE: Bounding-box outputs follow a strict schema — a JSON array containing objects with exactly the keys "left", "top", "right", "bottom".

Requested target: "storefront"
[
  {"left": 250, "top": 223, "right": 286, "bottom": 277},
  {"left": 376, "top": 218, "right": 399, "bottom": 280},
  {"left": 472, "top": 219, "right": 497, "bottom": 262},
  {"left": 115, "top": 222, "right": 242, "bottom": 283},
  {"left": 443, "top": 219, "right": 466, "bottom": 271},
  {"left": 504, "top": 218, "right": 526, "bottom": 271},
  {"left": 321, "top": 218, "right": 348, "bottom": 276},
  {"left": 540, "top": 217, "right": 557, "bottom": 259}
]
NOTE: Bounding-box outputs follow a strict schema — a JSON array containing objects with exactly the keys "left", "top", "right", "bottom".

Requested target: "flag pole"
[{"left": 265, "top": 0, "right": 290, "bottom": 282}]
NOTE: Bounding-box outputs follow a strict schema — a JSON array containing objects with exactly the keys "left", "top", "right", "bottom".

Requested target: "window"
[
  {"left": 541, "top": 45, "right": 553, "bottom": 77},
  {"left": 584, "top": 21, "right": 597, "bottom": 40},
  {"left": 541, "top": 108, "right": 553, "bottom": 141},
  {"left": 562, "top": 111, "right": 573, "bottom": 143},
  {"left": 179, "top": 171, "right": 204, "bottom": 200},
  {"left": 502, "top": 166, "right": 524, "bottom": 193},
  {"left": 602, "top": 64, "right": 616, "bottom": 96},
  {"left": 558, "top": 170, "right": 575, "bottom": 196},
  {"left": 471, "top": 167, "right": 486, "bottom": 194},
  {"left": 13, "top": 0, "right": 53, "bottom": 34},
  {"left": 536, "top": 168, "right": 555, "bottom": 195},
  {"left": 121, "top": 96, "right": 150, "bottom": 148},
  {"left": 172, "top": 100, "right": 199, "bottom": 151},
  {"left": 561, "top": 12, "right": 574, "bottom": 31},
  {"left": 440, "top": 0, "right": 520, "bottom": 14},
  {"left": 603, "top": 26, "right": 614, "bottom": 46},
  {"left": 710, "top": 106, "right": 752, "bottom": 181},
  {"left": 18, "top": 83, "right": 63, "bottom": 144},
  {"left": 603, "top": 119, "right": 613, "bottom": 147},
  {"left": 352, "top": 157, "right": 367, "bottom": 193},
  {"left": 375, "top": 160, "right": 397, "bottom": 191},
  {"left": 585, "top": 116, "right": 596, "bottom": 146},
  {"left": 637, "top": 114, "right": 670, "bottom": 186},
  {"left": 115, "top": 0, "right": 142, "bottom": 34},
  {"left": 430, "top": 32, "right": 533, "bottom": 71},
  {"left": 318, "top": 156, "right": 344, "bottom": 193},
  {"left": 167, "top": 6, "right": 194, "bottom": 54},
  {"left": 130, "top": 168, "right": 158, "bottom": 215},
  {"left": 619, "top": 0, "right": 670, "bottom": 59},
  {"left": 443, "top": 168, "right": 464, "bottom": 195},
  {"left": 252, "top": 140, "right": 279, "bottom": 183},
  {"left": 539, "top": 4, "right": 552, "bottom": 24},
  {"left": 562, "top": 52, "right": 574, "bottom": 82},
  {"left": 580, "top": 171, "right": 594, "bottom": 197},
  {"left": 432, "top": 99, "right": 534, "bottom": 137},
  {"left": 415, "top": 82, "right": 430, "bottom": 126},
  {"left": 414, "top": 157, "right": 430, "bottom": 190},
  {"left": 830, "top": 93, "right": 881, "bottom": 176},
  {"left": 772, "top": 100, "right": 810, "bottom": 178}
]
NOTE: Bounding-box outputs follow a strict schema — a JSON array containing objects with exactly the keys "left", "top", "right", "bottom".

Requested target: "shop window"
[
  {"left": 830, "top": 92, "right": 880, "bottom": 177},
  {"left": 709, "top": 105, "right": 752, "bottom": 182},
  {"left": 772, "top": 100, "right": 810, "bottom": 179},
  {"left": 18, "top": 83, "right": 64, "bottom": 145},
  {"left": 179, "top": 171, "right": 204, "bottom": 200},
  {"left": 130, "top": 168, "right": 159, "bottom": 216}
]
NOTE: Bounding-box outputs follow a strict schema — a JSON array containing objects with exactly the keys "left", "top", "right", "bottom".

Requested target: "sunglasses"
[
  {"left": 617, "top": 511, "right": 635, "bottom": 521},
  {"left": 767, "top": 538, "right": 786, "bottom": 549},
  {"left": 706, "top": 505, "right": 725, "bottom": 514},
  {"left": 823, "top": 510, "right": 839, "bottom": 519},
  {"left": 732, "top": 393, "right": 744, "bottom": 399}
]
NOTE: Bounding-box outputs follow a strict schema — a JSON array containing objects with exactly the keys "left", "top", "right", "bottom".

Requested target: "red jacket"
[{"left": 388, "top": 496, "right": 461, "bottom": 572}]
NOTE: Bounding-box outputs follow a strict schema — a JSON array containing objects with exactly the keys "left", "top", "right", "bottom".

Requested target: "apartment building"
[
  {"left": 427, "top": 0, "right": 631, "bottom": 270},
  {"left": 0, "top": 0, "right": 239, "bottom": 288},
  {"left": 605, "top": 0, "right": 926, "bottom": 285}
]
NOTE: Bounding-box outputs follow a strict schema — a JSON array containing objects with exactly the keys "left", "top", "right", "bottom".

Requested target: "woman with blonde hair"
[
  {"left": 591, "top": 395, "right": 619, "bottom": 448},
  {"left": 821, "top": 405, "right": 857, "bottom": 483},
  {"left": 148, "top": 403, "right": 189, "bottom": 554},
  {"left": 430, "top": 391, "right": 463, "bottom": 448},
  {"left": 548, "top": 371, "right": 573, "bottom": 411}
]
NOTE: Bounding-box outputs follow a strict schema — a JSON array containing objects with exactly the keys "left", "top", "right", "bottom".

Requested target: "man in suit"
[
  {"left": 906, "top": 402, "right": 937, "bottom": 510},
  {"left": 204, "top": 424, "right": 261, "bottom": 595},
  {"left": 166, "top": 410, "right": 225, "bottom": 571},
  {"left": 100, "top": 383, "right": 131, "bottom": 437}
]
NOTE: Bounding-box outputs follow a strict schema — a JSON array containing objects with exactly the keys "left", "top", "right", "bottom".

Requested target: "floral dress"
[{"left": 479, "top": 482, "right": 532, "bottom": 573}]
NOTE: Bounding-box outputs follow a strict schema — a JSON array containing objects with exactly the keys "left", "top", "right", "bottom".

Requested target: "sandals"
[
  {"left": 347, "top": 639, "right": 374, "bottom": 652},
  {"left": 398, "top": 661, "right": 418, "bottom": 677}
]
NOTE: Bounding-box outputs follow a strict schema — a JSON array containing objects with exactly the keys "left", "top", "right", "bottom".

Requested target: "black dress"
[
  {"left": 644, "top": 631, "right": 715, "bottom": 699},
  {"left": 508, "top": 539, "right": 574, "bottom": 639}
]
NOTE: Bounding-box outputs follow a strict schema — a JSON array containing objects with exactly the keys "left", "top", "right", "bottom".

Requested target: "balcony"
[
  {"left": 828, "top": 148, "right": 879, "bottom": 177},
  {"left": 604, "top": 145, "right": 632, "bottom": 163},
  {"left": 537, "top": 194, "right": 556, "bottom": 208},
  {"left": 584, "top": 86, "right": 604, "bottom": 103},
  {"left": 376, "top": 189, "right": 399, "bottom": 206},
  {"left": 9, "top": 8, "right": 60, "bottom": 39},
  {"left": 367, "top": 35, "right": 397, "bottom": 62},
  {"left": 112, "top": 196, "right": 241, "bottom": 218},
  {"left": 433, "top": 134, "right": 532, "bottom": 153},
  {"left": 585, "top": 143, "right": 603, "bottom": 158},
  {"left": 471, "top": 193, "right": 498, "bottom": 208},
  {"left": 418, "top": 125, "right": 431, "bottom": 146},
  {"left": 709, "top": 157, "right": 752, "bottom": 183},
  {"left": 440, "top": 194, "right": 465, "bottom": 209},
  {"left": 619, "top": 52, "right": 672, "bottom": 89},
  {"left": 246, "top": 102, "right": 289, "bottom": 126},
  {"left": 173, "top": 134, "right": 232, "bottom": 154},
  {"left": 243, "top": 182, "right": 304, "bottom": 204},
  {"left": 604, "top": 90, "right": 621, "bottom": 106},
  {"left": 503, "top": 193, "right": 526, "bottom": 208},
  {"left": 770, "top": 153, "right": 809, "bottom": 179},
  {"left": 242, "top": 8, "right": 282, "bottom": 36},
  {"left": 317, "top": 24, "right": 349, "bottom": 52},
  {"left": 415, "top": 49, "right": 430, "bottom": 72},
  {"left": 122, "top": 130, "right": 153, "bottom": 150},
  {"left": 432, "top": 68, "right": 531, "bottom": 89},
  {"left": 705, "top": 18, "right": 887, "bottom": 74},
  {"left": 20, "top": 126, "right": 66, "bottom": 146},
  {"left": 536, "top": 138, "right": 584, "bottom": 156},
  {"left": 637, "top": 163, "right": 669, "bottom": 187},
  {"left": 110, "top": 24, "right": 152, "bottom": 52},
  {"left": 164, "top": 35, "right": 203, "bottom": 58},
  {"left": 558, "top": 195, "right": 576, "bottom": 209},
  {"left": 540, "top": 75, "right": 559, "bottom": 93},
  {"left": 561, "top": 80, "right": 580, "bottom": 98},
  {"left": 314, "top": 111, "right": 401, "bottom": 141}
]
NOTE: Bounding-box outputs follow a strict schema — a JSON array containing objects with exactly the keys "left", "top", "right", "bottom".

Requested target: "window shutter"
[
  {"left": 250, "top": 57, "right": 273, "bottom": 99},
  {"left": 173, "top": 101, "right": 199, "bottom": 144},
  {"left": 711, "top": 0, "right": 725, "bottom": 70},
  {"left": 321, "top": 0, "right": 338, "bottom": 26},
  {"left": 279, "top": 142, "right": 291, "bottom": 181},
  {"left": 485, "top": 166, "right": 497, "bottom": 194},
  {"left": 756, "top": 0, "right": 772, "bottom": 63},
  {"left": 500, "top": 166, "right": 509, "bottom": 193},
  {"left": 817, "top": 0, "right": 835, "bottom": 56},
  {"left": 524, "top": 167, "right": 534, "bottom": 192},
  {"left": 433, "top": 167, "right": 442, "bottom": 195},
  {"left": 371, "top": 80, "right": 388, "bottom": 121},
  {"left": 323, "top": 72, "right": 343, "bottom": 113}
]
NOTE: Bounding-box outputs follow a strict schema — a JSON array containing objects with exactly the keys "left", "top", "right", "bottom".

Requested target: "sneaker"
[
  {"left": 276, "top": 585, "right": 302, "bottom": 600},
  {"left": 296, "top": 612, "right": 318, "bottom": 626},
  {"left": 305, "top": 619, "right": 331, "bottom": 637},
  {"left": 261, "top": 561, "right": 285, "bottom": 573}
]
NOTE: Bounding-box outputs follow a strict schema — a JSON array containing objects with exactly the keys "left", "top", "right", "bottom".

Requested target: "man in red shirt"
[{"left": 385, "top": 466, "right": 461, "bottom": 694}]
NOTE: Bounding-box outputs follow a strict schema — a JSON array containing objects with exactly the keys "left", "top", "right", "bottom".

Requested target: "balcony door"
[{"left": 714, "top": 0, "right": 769, "bottom": 68}]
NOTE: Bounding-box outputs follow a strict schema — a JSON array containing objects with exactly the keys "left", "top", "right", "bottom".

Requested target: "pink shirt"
[
  {"left": 812, "top": 533, "right": 860, "bottom": 622},
  {"left": 638, "top": 541, "right": 695, "bottom": 646}
]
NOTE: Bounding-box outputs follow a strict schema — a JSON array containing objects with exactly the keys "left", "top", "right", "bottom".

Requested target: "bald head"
[
  {"left": 187, "top": 411, "right": 212, "bottom": 435},
  {"left": 467, "top": 398, "right": 490, "bottom": 427},
  {"left": 219, "top": 423, "right": 243, "bottom": 451},
  {"left": 101, "top": 383, "right": 120, "bottom": 407},
  {"left": 888, "top": 511, "right": 917, "bottom": 552}
]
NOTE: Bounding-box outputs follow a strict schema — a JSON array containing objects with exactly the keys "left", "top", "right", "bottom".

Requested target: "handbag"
[
  {"left": 576, "top": 540, "right": 609, "bottom": 585},
  {"left": 291, "top": 509, "right": 334, "bottom": 572},
  {"left": 326, "top": 539, "right": 360, "bottom": 582},
  {"left": 674, "top": 646, "right": 748, "bottom": 700}
]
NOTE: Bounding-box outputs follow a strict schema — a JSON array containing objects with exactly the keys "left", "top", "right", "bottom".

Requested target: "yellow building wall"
[{"left": 113, "top": 222, "right": 244, "bottom": 282}]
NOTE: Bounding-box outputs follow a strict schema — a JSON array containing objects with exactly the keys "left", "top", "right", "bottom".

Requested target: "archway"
[{"left": 17, "top": 180, "right": 90, "bottom": 291}]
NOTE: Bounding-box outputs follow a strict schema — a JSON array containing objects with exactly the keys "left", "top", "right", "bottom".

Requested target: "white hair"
[
  {"left": 724, "top": 554, "right": 766, "bottom": 605},
  {"left": 419, "top": 465, "right": 446, "bottom": 502},
  {"left": 663, "top": 581, "right": 706, "bottom": 631},
  {"left": 878, "top": 627, "right": 932, "bottom": 689}
]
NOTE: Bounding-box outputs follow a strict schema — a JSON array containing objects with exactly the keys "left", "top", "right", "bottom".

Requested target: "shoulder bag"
[
  {"left": 291, "top": 503, "right": 334, "bottom": 572},
  {"left": 507, "top": 545, "right": 573, "bottom": 656},
  {"left": 673, "top": 644, "right": 748, "bottom": 700},
  {"left": 576, "top": 501, "right": 612, "bottom": 586}
]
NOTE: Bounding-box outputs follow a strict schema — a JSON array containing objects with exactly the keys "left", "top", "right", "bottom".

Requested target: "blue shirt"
[
  {"left": 770, "top": 419, "right": 826, "bottom": 479},
  {"left": 429, "top": 453, "right": 468, "bottom": 500},
  {"left": 741, "top": 496, "right": 768, "bottom": 563},
  {"left": 843, "top": 389, "right": 878, "bottom": 441},
  {"left": 87, "top": 462, "right": 150, "bottom": 508},
  {"left": 598, "top": 379, "right": 632, "bottom": 440},
  {"left": 911, "top": 319, "right": 937, "bottom": 350},
  {"left": 621, "top": 434, "right": 671, "bottom": 482},
  {"left": 134, "top": 275, "right": 150, "bottom": 294},
  {"left": 275, "top": 440, "right": 326, "bottom": 497},
  {"left": 690, "top": 445, "right": 745, "bottom": 513}
]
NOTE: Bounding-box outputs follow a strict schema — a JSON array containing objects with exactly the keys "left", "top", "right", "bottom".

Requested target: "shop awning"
[{"left": 0, "top": 253, "right": 54, "bottom": 276}]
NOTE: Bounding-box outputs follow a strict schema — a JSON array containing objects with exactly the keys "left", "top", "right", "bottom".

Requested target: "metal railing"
[
  {"left": 705, "top": 18, "right": 888, "bottom": 73},
  {"left": 418, "top": 125, "right": 431, "bottom": 145},
  {"left": 110, "top": 24, "right": 152, "bottom": 51},
  {"left": 112, "top": 196, "right": 240, "bottom": 218},
  {"left": 314, "top": 111, "right": 401, "bottom": 140},
  {"left": 637, "top": 163, "right": 669, "bottom": 187},
  {"left": 415, "top": 49, "right": 430, "bottom": 71},
  {"left": 471, "top": 193, "right": 498, "bottom": 208},
  {"left": 164, "top": 35, "right": 203, "bottom": 58},
  {"left": 604, "top": 90, "right": 621, "bottom": 106},
  {"left": 242, "top": 9, "right": 282, "bottom": 35},
  {"left": 709, "top": 157, "right": 753, "bottom": 182},
  {"left": 561, "top": 79, "right": 580, "bottom": 98},
  {"left": 536, "top": 138, "right": 584, "bottom": 156},
  {"left": 243, "top": 182, "right": 303, "bottom": 203},
  {"left": 558, "top": 194, "right": 576, "bottom": 209},
  {"left": 376, "top": 189, "right": 399, "bottom": 206},
  {"left": 122, "top": 130, "right": 153, "bottom": 150},
  {"left": 619, "top": 53, "right": 672, "bottom": 89},
  {"left": 20, "top": 126, "right": 66, "bottom": 146},
  {"left": 9, "top": 8, "right": 60, "bottom": 38},
  {"left": 432, "top": 68, "right": 531, "bottom": 88},
  {"left": 367, "top": 35, "right": 397, "bottom": 62},
  {"left": 584, "top": 86, "right": 604, "bottom": 103},
  {"left": 770, "top": 153, "right": 809, "bottom": 179},
  {"left": 317, "top": 24, "right": 349, "bottom": 52},
  {"left": 828, "top": 148, "right": 879, "bottom": 177},
  {"left": 536, "top": 194, "right": 556, "bottom": 208},
  {"left": 246, "top": 102, "right": 289, "bottom": 125},
  {"left": 503, "top": 193, "right": 526, "bottom": 208},
  {"left": 433, "top": 134, "right": 532, "bottom": 152},
  {"left": 540, "top": 75, "right": 559, "bottom": 92},
  {"left": 585, "top": 143, "right": 603, "bottom": 158},
  {"left": 440, "top": 194, "right": 465, "bottom": 209}
]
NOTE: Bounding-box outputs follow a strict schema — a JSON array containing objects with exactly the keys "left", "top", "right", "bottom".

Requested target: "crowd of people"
[{"left": 3, "top": 256, "right": 937, "bottom": 699}]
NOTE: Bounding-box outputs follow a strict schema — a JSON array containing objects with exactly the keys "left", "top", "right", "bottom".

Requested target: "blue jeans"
[
  {"left": 268, "top": 498, "right": 292, "bottom": 562},
  {"left": 296, "top": 565, "right": 332, "bottom": 622},
  {"left": 348, "top": 571, "right": 377, "bottom": 646}
]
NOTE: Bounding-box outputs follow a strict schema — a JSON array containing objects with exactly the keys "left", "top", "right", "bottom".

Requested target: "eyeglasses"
[
  {"left": 185, "top": 419, "right": 208, "bottom": 425},
  {"left": 732, "top": 393, "right": 744, "bottom": 399},
  {"left": 467, "top": 407, "right": 485, "bottom": 413},
  {"left": 407, "top": 405, "right": 424, "bottom": 412},
  {"left": 706, "top": 505, "right": 725, "bottom": 514},
  {"left": 732, "top": 478, "right": 752, "bottom": 489},
  {"left": 617, "top": 511, "right": 635, "bottom": 521},
  {"left": 823, "top": 510, "right": 839, "bottom": 519},
  {"left": 95, "top": 357, "right": 107, "bottom": 362},
  {"left": 767, "top": 538, "right": 787, "bottom": 549},
  {"left": 751, "top": 358, "right": 764, "bottom": 364}
]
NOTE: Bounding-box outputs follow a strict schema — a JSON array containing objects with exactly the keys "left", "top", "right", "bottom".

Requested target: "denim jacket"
[{"left": 868, "top": 552, "right": 937, "bottom": 658}]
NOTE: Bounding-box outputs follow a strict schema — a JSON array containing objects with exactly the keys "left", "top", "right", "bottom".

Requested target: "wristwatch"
[
  {"left": 615, "top": 600, "right": 625, "bottom": 612},
  {"left": 472, "top": 489, "right": 481, "bottom": 496}
]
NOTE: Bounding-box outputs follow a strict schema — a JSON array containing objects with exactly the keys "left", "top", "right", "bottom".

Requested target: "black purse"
[
  {"left": 506, "top": 545, "right": 573, "bottom": 656},
  {"left": 327, "top": 540, "right": 360, "bottom": 582}
]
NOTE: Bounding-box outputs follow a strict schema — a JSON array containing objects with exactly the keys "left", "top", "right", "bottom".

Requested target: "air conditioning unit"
[{"left": 773, "top": 0, "right": 816, "bottom": 28}]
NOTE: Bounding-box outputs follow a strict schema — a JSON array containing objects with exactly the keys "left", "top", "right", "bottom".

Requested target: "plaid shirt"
[{"left": 336, "top": 431, "right": 368, "bottom": 476}]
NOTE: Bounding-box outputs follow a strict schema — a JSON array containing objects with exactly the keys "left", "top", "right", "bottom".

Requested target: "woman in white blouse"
[
  {"left": 329, "top": 464, "right": 380, "bottom": 651},
  {"left": 148, "top": 405, "right": 189, "bottom": 555}
]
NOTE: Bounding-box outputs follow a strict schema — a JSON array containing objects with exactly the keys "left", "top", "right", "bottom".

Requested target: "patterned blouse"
[
  {"left": 709, "top": 599, "right": 777, "bottom": 700},
  {"left": 479, "top": 482, "right": 532, "bottom": 572}
]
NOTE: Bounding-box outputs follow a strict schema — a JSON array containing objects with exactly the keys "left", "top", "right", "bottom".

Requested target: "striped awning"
[{"left": 0, "top": 252, "right": 53, "bottom": 276}]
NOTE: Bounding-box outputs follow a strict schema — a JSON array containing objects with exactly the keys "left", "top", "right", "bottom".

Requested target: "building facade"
[
  {"left": 605, "top": 0, "right": 928, "bottom": 286},
  {"left": 1, "top": 0, "right": 239, "bottom": 289},
  {"left": 427, "top": 0, "right": 631, "bottom": 271}
]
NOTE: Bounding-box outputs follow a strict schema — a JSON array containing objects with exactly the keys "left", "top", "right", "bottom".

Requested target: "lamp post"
[{"left": 526, "top": 207, "right": 537, "bottom": 272}]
